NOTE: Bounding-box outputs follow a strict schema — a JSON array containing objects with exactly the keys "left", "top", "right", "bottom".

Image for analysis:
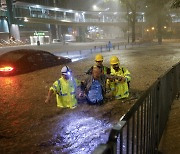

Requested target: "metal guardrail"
[
  {"left": 93, "top": 62, "right": 180, "bottom": 154},
  {"left": 58, "top": 42, "right": 144, "bottom": 59}
]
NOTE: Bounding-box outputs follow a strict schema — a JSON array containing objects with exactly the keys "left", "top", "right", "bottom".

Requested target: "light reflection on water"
[
  {"left": 0, "top": 76, "right": 20, "bottom": 103},
  {"left": 0, "top": 76, "right": 32, "bottom": 135},
  {"left": 54, "top": 53, "right": 87, "bottom": 62},
  {"left": 52, "top": 112, "right": 112, "bottom": 154}
]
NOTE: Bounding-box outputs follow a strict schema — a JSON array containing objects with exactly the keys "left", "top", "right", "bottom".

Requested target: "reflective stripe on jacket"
[
  {"left": 110, "top": 66, "right": 131, "bottom": 99},
  {"left": 50, "top": 77, "right": 78, "bottom": 108}
]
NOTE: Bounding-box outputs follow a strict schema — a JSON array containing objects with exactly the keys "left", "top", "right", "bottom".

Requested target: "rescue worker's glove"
[
  {"left": 117, "top": 76, "right": 126, "bottom": 82},
  {"left": 118, "top": 76, "right": 123, "bottom": 81}
]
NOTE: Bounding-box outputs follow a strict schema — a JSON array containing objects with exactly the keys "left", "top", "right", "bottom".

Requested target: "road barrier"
[
  {"left": 59, "top": 42, "right": 149, "bottom": 58},
  {"left": 93, "top": 62, "right": 180, "bottom": 154}
]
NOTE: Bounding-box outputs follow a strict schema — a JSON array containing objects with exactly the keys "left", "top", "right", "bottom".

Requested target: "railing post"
[
  {"left": 93, "top": 144, "right": 112, "bottom": 154},
  {"left": 94, "top": 46, "right": 96, "bottom": 52},
  {"left": 107, "top": 121, "right": 126, "bottom": 154},
  {"left": 155, "top": 81, "right": 160, "bottom": 153},
  {"left": 132, "top": 115, "right": 135, "bottom": 154},
  {"left": 91, "top": 49, "right": 93, "bottom": 54}
]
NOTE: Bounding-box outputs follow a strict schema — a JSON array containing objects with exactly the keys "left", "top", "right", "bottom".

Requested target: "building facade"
[{"left": 0, "top": 0, "right": 179, "bottom": 44}]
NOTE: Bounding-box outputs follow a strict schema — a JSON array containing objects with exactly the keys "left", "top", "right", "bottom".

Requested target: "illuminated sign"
[{"left": 34, "top": 32, "right": 45, "bottom": 36}]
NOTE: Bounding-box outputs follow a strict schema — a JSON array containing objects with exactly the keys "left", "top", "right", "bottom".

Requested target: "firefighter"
[
  {"left": 45, "top": 66, "right": 79, "bottom": 109},
  {"left": 86, "top": 54, "right": 110, "bottom": 75},
  {"left": 109, "top": 56, "right": 131, "bottom": 99}
]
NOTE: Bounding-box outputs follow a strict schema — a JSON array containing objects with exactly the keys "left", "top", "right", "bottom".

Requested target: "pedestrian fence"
[
  {"left": 57, "top": 42, "right": 148, "bottom": 59},
  {"left": 93, "top": 62, "right": 180, "bottom": 154}
]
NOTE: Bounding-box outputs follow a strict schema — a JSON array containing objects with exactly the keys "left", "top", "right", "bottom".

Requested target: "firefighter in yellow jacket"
[
  {"left": 86, "top": 54, "right": 110, "bottom": 75},
  {"left": 45, "top": 66, "right": 78, "bottom": 109},
  {"left": 109, "top": 56, "right": 131, "bottom": 99}
]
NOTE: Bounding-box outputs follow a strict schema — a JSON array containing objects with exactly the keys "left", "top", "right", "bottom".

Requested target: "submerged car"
[{"left": 0, "top": 49, "right": 71, "bottom": 76}]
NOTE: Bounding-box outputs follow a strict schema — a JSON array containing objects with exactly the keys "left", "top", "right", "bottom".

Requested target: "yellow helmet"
[
  {"left": 95, "top": 54, "right": 103, "bottom": 61},
  {"left": 110, "top": 56, "right": 119, "bottom": 65}
]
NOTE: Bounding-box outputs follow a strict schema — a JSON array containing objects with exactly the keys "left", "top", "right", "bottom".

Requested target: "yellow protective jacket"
[
  {"left": 110, "top": 66, "right": 131, "bottom": 99},
  {"left": 50, "top": 77, "right": 79, "bottom": 109}
]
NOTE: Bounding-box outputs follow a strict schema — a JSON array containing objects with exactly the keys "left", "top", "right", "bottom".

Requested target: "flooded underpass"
[{"left": 0, "top": 43, "right": 180, "bottom": 153}]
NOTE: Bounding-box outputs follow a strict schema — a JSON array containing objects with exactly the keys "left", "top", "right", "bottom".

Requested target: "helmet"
[
  {"left": 61, "top": 66, "right": 72, "bottom": 75},
  {"left": 110, "top": 56, "right": 119, "bottom": 65},
  {"left": 95, "top": 54, "right": 103, "bottom": 61}
]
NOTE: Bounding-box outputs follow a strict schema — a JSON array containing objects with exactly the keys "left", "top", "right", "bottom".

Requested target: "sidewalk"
[
  {"left": 159, "top": 98, "right": 180, "bottom": 154},
  {"left": 0, "top": 40, "right": 124, "bottom": 56}
]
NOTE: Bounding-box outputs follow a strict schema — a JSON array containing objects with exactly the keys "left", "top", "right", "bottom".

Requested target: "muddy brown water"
[{"left": 0, "top": 43, "right": 179, "bottom": 153}]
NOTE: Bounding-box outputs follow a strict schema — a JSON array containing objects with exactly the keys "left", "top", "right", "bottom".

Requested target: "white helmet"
[{"left": 61, "top": 66, "right": 72, "bottom": 75}]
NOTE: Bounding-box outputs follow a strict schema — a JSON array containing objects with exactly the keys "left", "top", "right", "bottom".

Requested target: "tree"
[
  {"left": 145, "top": 0, "right": 171, "bottom": 44},
  {"left": 171, "top": 0, "right": 180, "bottom": 8},
  {"left": 120, "top": 0, "right": 143, "bottom": 43},
  {"left": 120, "top": 0, "right": 145, "bottom": 43}
]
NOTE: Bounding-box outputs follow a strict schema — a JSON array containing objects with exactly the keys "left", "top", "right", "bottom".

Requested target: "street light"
[{"left": 93, "top": 5, "right": 97, "bottom": 10}]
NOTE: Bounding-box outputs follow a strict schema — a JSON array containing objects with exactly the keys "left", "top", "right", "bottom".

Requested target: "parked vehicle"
[{"left": 0, "top": 49, "right": 71, "bottom": 76}]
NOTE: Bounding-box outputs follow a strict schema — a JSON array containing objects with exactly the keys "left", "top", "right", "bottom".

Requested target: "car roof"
[
  {"left": 0, "top": 49, "right": 54, "bottom": 62},
  {"left": 5, "top": 49, "right": 50, "bottom": 55}
]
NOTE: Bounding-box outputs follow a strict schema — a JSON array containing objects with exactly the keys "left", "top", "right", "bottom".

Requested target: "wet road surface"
[{"left": 0, "top": 43, "right": 180, "bottom": 153}]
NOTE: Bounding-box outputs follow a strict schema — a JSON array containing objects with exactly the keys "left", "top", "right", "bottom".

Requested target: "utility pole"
[
  {"left": 127, "top": 5, "right": 130, "bottom": 44},
  {"left": 6, "top": 0, "right": 13, "bottom": 25}
]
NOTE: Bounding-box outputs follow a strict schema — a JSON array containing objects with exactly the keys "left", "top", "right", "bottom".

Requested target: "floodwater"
[{"left": 0, "top": 43, "right": 180, "bottom": 153}]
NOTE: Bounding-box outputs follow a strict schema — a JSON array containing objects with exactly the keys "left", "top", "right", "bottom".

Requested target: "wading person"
[
  {"left": 81, "top": 66, "right": 123, "bottom": 105},
  {"left": 109, "top": 56, "right": 131, "bottom": 99},
  {"left": 86, "top": 54, "right": 110, "bottom": 75},
  {"left": 45, "top": 66, "right": 79, "bottom": 109}
]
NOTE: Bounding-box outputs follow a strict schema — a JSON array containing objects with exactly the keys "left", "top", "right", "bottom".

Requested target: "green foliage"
[{"left": 171, "top": 0, "right": 180, "bottom": 8}]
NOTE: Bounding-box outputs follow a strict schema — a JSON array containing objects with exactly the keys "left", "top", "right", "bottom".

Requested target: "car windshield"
[{"left": 0, "top": 52, "right": 25, "bottom": 62}]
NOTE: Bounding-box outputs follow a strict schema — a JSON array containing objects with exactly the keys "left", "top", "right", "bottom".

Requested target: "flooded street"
[{"left": 0, "top": 43, "right": 180, "bottom": 153}]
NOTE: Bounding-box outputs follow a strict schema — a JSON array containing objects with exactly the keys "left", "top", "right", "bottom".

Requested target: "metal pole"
[
  {"left": 127, "top": 6, "right": 130, "bottom": 44},
  {"left": 132, "top": 115, "right": 135, "bottom": 154},
  {"left": 126, "top": 121, "right": 129, "bottom": 154},
  {"left": 136, "top": 109, "right": 140, "bottom": 154},
  {"left": 91, "top": 49, "right": 93, "bottom": 54}
]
